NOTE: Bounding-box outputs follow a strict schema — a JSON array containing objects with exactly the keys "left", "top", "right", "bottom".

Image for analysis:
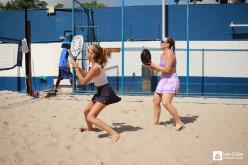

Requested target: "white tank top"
[{"left": 92, "top": 63, "right": 108, "bottom": 87}]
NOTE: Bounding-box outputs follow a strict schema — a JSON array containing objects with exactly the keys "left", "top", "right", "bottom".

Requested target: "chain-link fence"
[
  {"left": 176, "top": 47, "right": 248, "bottom": 97},
  {"left": 72, "top": 0, "right": 100, "bottom": 93},
  {"left": 71, "top": 2, "right": 248, "bottom": 97}
]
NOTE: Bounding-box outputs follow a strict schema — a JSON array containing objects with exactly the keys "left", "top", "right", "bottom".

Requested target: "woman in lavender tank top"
[{"left": 149, "top": 37, "right": 184, "bottom": 131}]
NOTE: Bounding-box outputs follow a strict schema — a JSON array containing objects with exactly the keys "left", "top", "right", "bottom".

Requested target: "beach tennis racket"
[
  {"left": 69, "top": 35, "right": 84, "bottom": 60},
  {"left": 141, "top": 48, "right": 151, "bottom": 65}
]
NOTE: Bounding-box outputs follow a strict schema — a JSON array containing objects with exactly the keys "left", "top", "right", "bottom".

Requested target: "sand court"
[{"left": 0, "top": 91, "right": 247, "bottom": 165}]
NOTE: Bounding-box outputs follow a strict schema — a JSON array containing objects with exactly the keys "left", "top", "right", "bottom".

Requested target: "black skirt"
[{"left": 92, "top": 83, "right": 121, "bottom": 105}]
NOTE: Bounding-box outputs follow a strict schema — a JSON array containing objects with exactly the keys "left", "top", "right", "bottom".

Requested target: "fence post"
[
  {"left": 201, "top": 48, "right": 205, "bottom": 96},
  {"left": 71, "top": 0, "right": 76, "bottom": 94},
  {"left": 186, "top": 0, "right": 190, "bottom": 96},
  {"left": 121, "top": 0, "right": 125, "bottom": 95}
]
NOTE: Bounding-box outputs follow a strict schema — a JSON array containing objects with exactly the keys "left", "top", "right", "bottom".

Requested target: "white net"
[{"left": 0, "top": 42, "right": 20, "bottom": 70}]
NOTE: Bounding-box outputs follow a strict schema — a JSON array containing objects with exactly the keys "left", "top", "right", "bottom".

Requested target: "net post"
[{"left": 24, "top": 8, "right": 33, "bottom": 96}]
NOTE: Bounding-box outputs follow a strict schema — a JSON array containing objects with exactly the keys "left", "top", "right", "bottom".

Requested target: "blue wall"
[
  {"left": 0, "top": 10, "right": 24, "bottom": 41},
  {"left": 1, "top": 4, "right": 248, "bottom": 42},
  {"left": 93, "top": 6, "right": 162, "bottom": 41},
  {"left": 28, "top": 10, "right": 72, "bottom": 42},
  {"left": 167, "top": 4, "right": 248, "bottom": 40}
]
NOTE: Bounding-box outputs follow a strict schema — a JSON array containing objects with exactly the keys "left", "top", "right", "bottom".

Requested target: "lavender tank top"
[
  {"left": 159, "top": 57, "right": 176, "bottom": 67},
  {"left": 159, "top": 56, "right": 177, "bottom": 78}
]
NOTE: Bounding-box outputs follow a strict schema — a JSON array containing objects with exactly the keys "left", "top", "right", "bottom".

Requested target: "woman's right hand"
[
  {"left": 68, "top": 57, "right": 78, "bottom": 68},
  {"left": 149, "top": 62, "right": 158, "bottom": 71}
]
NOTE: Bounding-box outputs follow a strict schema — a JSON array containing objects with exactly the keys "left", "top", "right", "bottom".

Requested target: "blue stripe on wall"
[
  {"left": 178, "top": 76, "right": 248, "bottom": 96},
  {"left": 0, "top": 76, "right": 24, "bottom": 92},
  {"left": 1, "top": 76, "right": 247, "bottom": 97},
  {"left": 0, "top": 76, "right": 54, "bottom": 92}
]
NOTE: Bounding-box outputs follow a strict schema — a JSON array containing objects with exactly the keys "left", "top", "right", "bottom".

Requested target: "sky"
[{"left": 0, "top": 0, "right": 247, "bottom": 7}]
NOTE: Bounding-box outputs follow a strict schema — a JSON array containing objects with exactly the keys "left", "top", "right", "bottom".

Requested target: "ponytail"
[
  {"left": 167, "top": 37, "right": 175, "bottom": 53},
  {"left": 92, "top": 44, "right": 108, "bottom": 68}
]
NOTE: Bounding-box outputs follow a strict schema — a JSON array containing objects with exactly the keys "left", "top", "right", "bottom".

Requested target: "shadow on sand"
[
  {"left": 159, "top": 115, "right": 199, "bottom": 126},
  {"left": 98, "top": 122, "right": 143, "bottom": 138}
]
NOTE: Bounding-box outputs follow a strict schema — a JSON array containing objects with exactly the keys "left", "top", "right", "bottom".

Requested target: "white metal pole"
[{"left": 162, "top": 0, "right": 165, "bottom": 39}]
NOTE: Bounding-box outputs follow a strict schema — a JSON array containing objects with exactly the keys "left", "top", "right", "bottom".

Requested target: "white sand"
[{"left": 0, "top": 91, "right": 247, "bottom": 165}]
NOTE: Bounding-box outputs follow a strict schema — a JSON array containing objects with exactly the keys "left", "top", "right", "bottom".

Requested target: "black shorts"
[{"left": 92, "top": 83, "right": 121, "bottom": 105}]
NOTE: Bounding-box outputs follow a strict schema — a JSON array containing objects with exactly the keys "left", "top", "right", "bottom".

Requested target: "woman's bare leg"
[
  {"left": 87, "top": 102, "right": 120, "bottom": 142},
  {"left": 153, "top": 93, "right": 162, "bottom": 125},
  {"left": 81, "top": 101, "right": 94, "bottom": 131},
  {"left": 162, "top": 93, "right": 184, "bottom": 130},
  {"left": 81, "top": 101, "right": 102, "bottom": 132}
]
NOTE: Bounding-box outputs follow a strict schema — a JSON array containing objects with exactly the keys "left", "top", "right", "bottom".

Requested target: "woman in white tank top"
[{"left": 69, "top": 44, "right": 121, "bottom": 142}]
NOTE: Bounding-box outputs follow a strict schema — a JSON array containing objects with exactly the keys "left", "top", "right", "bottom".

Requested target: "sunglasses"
[{"left": 160, "top": 40, "right": 167, "bottom": 44}]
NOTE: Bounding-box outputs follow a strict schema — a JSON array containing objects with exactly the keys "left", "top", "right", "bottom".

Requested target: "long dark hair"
[{"left": 167, "top": 37, "right": 175, "bottom": 53}]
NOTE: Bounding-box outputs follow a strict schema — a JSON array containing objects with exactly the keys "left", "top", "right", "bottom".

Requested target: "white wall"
[
  {"left": 101, "top": 41, "right": 248, "bottom": 78},
  {"left": 0, "top": 41, "right": 248, "bottom": 78}
]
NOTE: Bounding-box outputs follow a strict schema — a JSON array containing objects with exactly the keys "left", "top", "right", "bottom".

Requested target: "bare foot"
[
  {"left": 80, "top": 127, "right": 90, "bottom": 132},
  {"left": 111, "top": 134, "right": 120, "bottom": 143},
  {"left": 153, "top": 121, "right": 159, "bottom": 125},
  {"left": 175, "top": 123, "right": 185, "bottom": 131},
  {"left": 80, "top": 127, "right": 100, "bottom": 132}
]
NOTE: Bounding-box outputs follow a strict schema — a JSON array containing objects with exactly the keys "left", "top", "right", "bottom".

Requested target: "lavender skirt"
[{"left": 155, "top": 73, "right": 180, "bottom": 94}]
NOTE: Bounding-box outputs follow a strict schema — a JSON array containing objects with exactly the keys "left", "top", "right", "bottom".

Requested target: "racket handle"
[{"left": 68, "top": 49, "right": 77, "bottom": 61}]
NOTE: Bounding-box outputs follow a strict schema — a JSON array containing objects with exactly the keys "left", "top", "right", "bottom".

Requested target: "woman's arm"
[
  {"left": 69, "top": 59, "right": 88, "bottom": 76},
  {"left": 74, "top": 66, "right": 99, "bottom": 85},
  {"left": 75, "top": 67, "right": 88, "bottom": 77},
  {"left": 69, "top": 57, "right": 99, "bottom": 85}
]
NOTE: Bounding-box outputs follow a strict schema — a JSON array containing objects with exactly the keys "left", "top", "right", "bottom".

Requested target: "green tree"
[
  {"left": 0, "top": 0, "right": 48, "bottom": 10},
  {"left": 215, "top": 0, "right": 246, "bottom": 3},
  {"left": 174, "top": 0, "right": 203, "bottom": 4},
  {"left": 55, "top": 3, "right": 64, "bottom": 9},
  {"left": 36, "top": 1, "right": 47, "bottom": 8},
  {"left": 0, "top": 2, "right": 4, "bottom": 9},
  {"left": 216, "top": 0, "right": 228, "bottom": 3},
  {"left": 81, "top": 1, "right": 106, "bottom": 8},
  {"left": 174, "top": 0, "right": 246, "bottom": 4}
]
